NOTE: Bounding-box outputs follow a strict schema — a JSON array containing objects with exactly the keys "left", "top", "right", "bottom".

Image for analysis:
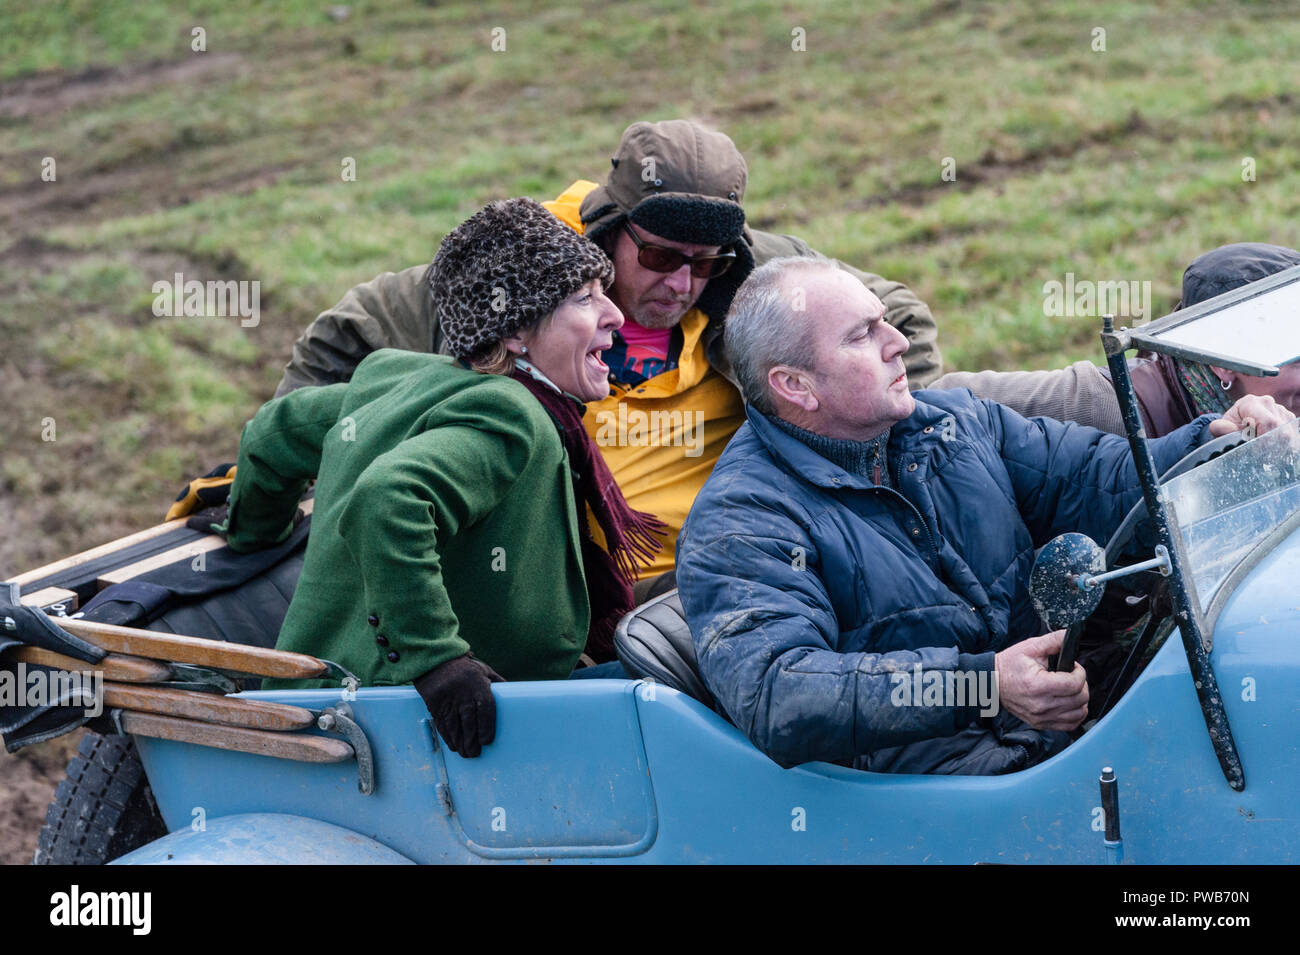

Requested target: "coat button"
[
  {"left": 367, "top": 614, "right": 379, "bottom": 627},
  {"left": 911, "top": 527, "right": 921, "bottom": 537},
  {"left": 386, "top": 650, "right": 400, "bottom": 663},
  {"left": 376, "top": 634, "right": 389, "bottom": 647},
  {"left": 907, "top": 463, "right": 918, "bottom": 472}
]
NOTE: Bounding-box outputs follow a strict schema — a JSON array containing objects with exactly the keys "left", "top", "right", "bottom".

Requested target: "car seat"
[{"left": 614, "top": 588, "right": 714, "bottom": 708}]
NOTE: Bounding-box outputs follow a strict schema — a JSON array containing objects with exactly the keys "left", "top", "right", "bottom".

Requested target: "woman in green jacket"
[{"left": 220, "top": 198, "right": 663, "bottom": 757}]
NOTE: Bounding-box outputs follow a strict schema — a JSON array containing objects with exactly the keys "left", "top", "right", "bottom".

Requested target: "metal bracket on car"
[
  {"left": 162, "top": 663, "right": 242, "bottom": 694},
  {"left": 313, "top": 702, "right": 374, "bottom": 795},
  {"left": 1099, "top": 766, "right": 1124, "bottom": 864},
  {"left": 318, "top": 658, "right": 361, "bottom": 696},
  {"left": 108, "top": 707, "right": 129, "bottom": 735}
]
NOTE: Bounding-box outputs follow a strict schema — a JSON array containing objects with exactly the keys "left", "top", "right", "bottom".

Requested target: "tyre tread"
[{"left": 33, "top": 732, "right": 166, "bottom": 865}]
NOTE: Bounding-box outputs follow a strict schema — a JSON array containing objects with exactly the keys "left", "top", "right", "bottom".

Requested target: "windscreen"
[
  {"left": 1134, "top": 268, "right": 1300, "bottom": 373},
  {"left": 1160, "top": 418, "right": 1300, "bottom": 613}
]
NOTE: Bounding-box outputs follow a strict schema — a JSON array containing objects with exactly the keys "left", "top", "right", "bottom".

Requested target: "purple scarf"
[{"left": 508, "top": 368, "right": 666, "bottom": 659}]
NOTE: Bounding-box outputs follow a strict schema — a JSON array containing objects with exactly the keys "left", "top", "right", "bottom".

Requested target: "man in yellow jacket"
[{"left": 274, "top": 120, "right": 943, "bottom": 586}]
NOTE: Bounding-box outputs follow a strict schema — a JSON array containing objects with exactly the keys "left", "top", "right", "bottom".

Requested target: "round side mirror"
[{"left": 1029, "top": 533, "right": 1107, "bottom": 629}]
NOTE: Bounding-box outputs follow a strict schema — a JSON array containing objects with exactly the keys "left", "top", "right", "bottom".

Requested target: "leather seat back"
[
  {"left": 147, "top": 551, "right": 304, "bottom": 650},
  {"left": 614, "top": 589, "right": 714, "bottom": 708}
]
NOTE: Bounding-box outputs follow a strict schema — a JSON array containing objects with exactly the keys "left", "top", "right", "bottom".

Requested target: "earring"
[
  {"left": 521, "top": 346, "right": 528, "bottom": 354},
  {"left": 1220, "top": 378, "right": 1231, "bottom": 390}
]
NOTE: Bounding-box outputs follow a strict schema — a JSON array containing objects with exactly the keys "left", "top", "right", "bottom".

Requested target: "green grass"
[{"left": 3, "top": 0, "right": 1300, "bottom": 574}]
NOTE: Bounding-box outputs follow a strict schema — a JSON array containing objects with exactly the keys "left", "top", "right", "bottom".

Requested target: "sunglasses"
[{"left": 622, "top": 220, "right": 736, "bottom": 279}]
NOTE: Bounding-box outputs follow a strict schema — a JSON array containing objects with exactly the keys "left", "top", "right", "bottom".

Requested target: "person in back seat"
[
  {"left": 930, "top": 243, "right": 1300, "bottom": 435},
  {"left": 219, "top": 198, "right": 662, "bottom": 757}
]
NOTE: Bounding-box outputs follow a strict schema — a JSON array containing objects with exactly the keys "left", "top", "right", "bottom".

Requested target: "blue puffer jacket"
[{"left": 676, "top": 389, "right": 1214, "bottom": 769}]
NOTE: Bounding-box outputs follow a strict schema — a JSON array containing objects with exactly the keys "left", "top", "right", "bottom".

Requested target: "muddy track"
[
  {"left": 0, "top": 157, "right": 300, "bottom": 229},
  {"left": 0, "top": 51, "right": 314, "bottom": 230},
  {"left": 0, "top": 53, "right": 245, "bottom": 122},
  {"left": 745, "top": 109, "right": 1171, "bottom": 236}
]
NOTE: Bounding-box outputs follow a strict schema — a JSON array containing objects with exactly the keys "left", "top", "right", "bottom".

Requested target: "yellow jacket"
[{"left": 545, "top": 182, "right": 746, "bottom": 578}]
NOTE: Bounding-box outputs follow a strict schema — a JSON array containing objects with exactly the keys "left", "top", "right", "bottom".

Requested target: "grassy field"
[
  {"left": 1, "top": 0, "right": 1299, "bottom": 864},
  {"left": 2, "top": 0, "right": 1300, "bottom": 570}
]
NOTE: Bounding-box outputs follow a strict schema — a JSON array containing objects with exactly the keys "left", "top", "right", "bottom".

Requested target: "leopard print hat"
[{"left": 428, "top": 197, "right": 615, "bottom": 359}]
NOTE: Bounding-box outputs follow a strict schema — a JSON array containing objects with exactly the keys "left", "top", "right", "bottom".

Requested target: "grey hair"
[{"left": 724, "top": 256, "right": 841, "bottom": 415}]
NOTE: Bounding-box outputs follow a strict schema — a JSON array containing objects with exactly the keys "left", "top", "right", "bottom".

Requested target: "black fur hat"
[
  {"left": 578, "top": 120, "right": 754, "bottom": 323},
  {"left": 429, "top": 198, "right": 614, "bottom": 359},
  {"left": 579, "top": 120, "right": 748, "bottom": 250}
]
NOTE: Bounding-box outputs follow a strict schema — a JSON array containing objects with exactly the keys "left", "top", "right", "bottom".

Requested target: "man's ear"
[{"left": 769, "top": 365, "right": 818, "bottom": 413}]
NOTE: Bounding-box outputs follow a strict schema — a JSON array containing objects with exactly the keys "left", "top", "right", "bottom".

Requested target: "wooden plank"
[
  {"left": 95, "top": 497, "right": 314, "bottom": 589},
  {"left": 18, "top": 587, "right": 78, "bottom": 612},
  {"left": 102, "top": 683, "right": 314, "bottom": 731},
  {"left": 120, "top": 712, "right": 353, "bottom": 763},
  {"left": 7, "top": 518, "right": 190, "bottom": 587},
  {"left": 56, "top": 617, "right": 327, "bottom": 680},
  {"left": 3, "top": 647, "right": 172, "bottom": 683},
  {"left": 7, "top": 496, "right": 313, "bottom": 589}
]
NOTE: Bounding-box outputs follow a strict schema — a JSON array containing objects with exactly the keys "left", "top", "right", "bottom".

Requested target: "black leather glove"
[
  {"left": 187, "top": 503, "right": 305, "bottom": 538},
  {"left": 186, "top": 504, "right": 230, "bottom": 534},
  {"left": 413, "top": 653, "right": 505, "bottom": 758}
]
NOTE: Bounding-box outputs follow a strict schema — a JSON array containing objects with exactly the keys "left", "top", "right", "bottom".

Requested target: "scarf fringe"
[{"left": 604, "top": 510, "right": 668, "bottom": 582}]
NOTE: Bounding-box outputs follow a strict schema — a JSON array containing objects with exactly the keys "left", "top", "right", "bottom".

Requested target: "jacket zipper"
[
  {"left": 839, "top": 448, "right": 988, "bottom": 632},
  {"left": 851, "top": 455, "right": 939, "bottom": 563},
  {"left": 888, "top": 451, "right": 988, "bottom": 626}
]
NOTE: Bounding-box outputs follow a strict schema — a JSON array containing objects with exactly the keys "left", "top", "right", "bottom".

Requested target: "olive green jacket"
[
  {"left": 228, "top": 350, "right": 588, "bottom": 688},
  {"left": 273, "top": 230, "right": 942, "bottom": 397}
]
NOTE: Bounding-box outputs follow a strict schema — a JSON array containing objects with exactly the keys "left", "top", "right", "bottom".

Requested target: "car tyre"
[{"left": 32, "top": 731, "right": 167, "bottom": 865}]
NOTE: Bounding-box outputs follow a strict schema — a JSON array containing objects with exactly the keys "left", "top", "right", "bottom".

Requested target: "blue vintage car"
[{"left": 7, "top": 268, "right": 1300, "bottom": 864}]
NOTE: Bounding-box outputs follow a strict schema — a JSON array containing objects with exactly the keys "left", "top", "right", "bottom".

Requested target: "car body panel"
[
  {"left": 130, "top": 533, "right": 1300, "bottom": 863},
  {"left": 112, "top": 813, "right": 417, "bottom": 864}
]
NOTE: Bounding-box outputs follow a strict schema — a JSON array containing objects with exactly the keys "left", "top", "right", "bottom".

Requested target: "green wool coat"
[{"left": 225, "top": 349, "right": 589, "bottom": 689}]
